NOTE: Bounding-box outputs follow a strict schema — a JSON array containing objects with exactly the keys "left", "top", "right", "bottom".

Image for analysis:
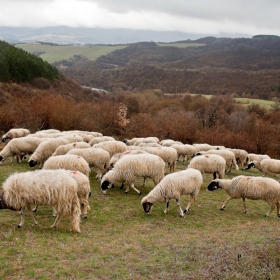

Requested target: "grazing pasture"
[{"left": 1, "top": 157, "right": 280, "bottom": 279}]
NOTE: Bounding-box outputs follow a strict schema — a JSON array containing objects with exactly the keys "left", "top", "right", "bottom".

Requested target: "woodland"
[{"left": 0, "top": 38, "right": 280, "bottom": 158}]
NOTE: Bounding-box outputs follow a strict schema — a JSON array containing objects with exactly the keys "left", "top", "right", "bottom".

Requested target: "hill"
[{"left": 53, "top": 36, "right": 280, "bottom": 100}]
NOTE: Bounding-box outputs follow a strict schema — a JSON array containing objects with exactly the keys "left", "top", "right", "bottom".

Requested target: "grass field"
[
  {"left": 235, "top": 97, "right": 274, "bottom": 110},
  {"left": 15, "top": 43, "right": 127, "bottom": 63},
  {"left": 1, "top": 153, "right": 280, "bottom": 279}
]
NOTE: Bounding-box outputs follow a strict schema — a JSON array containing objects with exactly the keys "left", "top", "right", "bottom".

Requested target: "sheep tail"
[{"left": 70, "top": 194, "right": 81, "bottom": 233}]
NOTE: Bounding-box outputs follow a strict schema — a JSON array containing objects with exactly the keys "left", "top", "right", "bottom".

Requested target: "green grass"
[
  {"left": 1, "top": 157, "right": 280, "bottom": 279},
  {"left": 234, "top": 97, "right": 274, "bottom": 110},
  {"left": 15, "top": 43, "right": 127, "bottom": 63}
]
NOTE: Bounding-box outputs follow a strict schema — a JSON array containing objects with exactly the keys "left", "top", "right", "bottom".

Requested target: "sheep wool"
[
  {"left": 101, "top": 153, "right": 165, "bottom": 195},
  {"left": 207, "top": 175, "right": 280, "bottom": 217},
  {"left": 52, "top": 142, "right": 91, "bottom": 156},
  {"left": 92, "top": 141, "right": 127, "bottom": 157},
  {"left": 2, "top": 128, "right": 30, "bottom": 143},
  {"left": 141, "top": 168, "right": 203, "bottom": 217},
  {"left": 0, "top": 169, "right": 81, "bottom": 232}
]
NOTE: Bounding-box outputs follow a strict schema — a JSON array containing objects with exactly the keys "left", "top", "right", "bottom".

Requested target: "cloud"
[{"left": 0, "top": 0, "right": 279, "bottom": 37}]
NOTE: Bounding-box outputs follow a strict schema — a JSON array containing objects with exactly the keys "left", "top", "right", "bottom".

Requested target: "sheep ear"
[{"left": 101, "top": 180, "right": 110, "bottom": 191}]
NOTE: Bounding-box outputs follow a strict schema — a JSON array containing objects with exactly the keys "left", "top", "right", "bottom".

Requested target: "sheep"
[
  {"left": 89, "top": 136, "right": 115, "bottom": 146},
  {"left": 141, "top": 168, "right": 203, "bottom": 217},
  {"left": 0, "top": 137, "right": 48, "bottom": 164},
  {"left": 160, "top": 139, "right": 183, "bottom": 147},
  {"left": 67, "top": 147, "right": 110, "bottom": 176},
  {"left": 133, "top": 137, "right": 159, "bottom": 146},
  {"left": 123, "top": 138, "right": 144, "bottom": 146},
  {"left": 193, "top": 143, "right": 216, "bottom": 151},
  {"left": 195, "top": 149, "right": 239, "bottom": 172},
  {"left": 246, "top": 153, "right": 270, "bottom": 165},
  {"left": 101, "top": 154, "right": 165, "bottom": 195},
  {"left": 28, "top": 136, "right": 83, "bottom": 168},
  {"left": 2, "top": 128, "right": 30, "bottom": 143},
  {"left": 33, "top": 169, "right": 91, "bottom": 219},
  {"left": 92, "top": 141, "right": 127, "bottom": 157},
  {"left": 141, "top": 146, "right": 178, "bottom": 173},
  {"left": 0, "top": 169, "right": 81, "bottom": 232},
  {"left": 188, "top": 154, "right": 226, "bottom": 179},
  {"left": 243, "top": 159, "right": 280, "bottom": 178},
  {"left": 207, "top": 175, "right": 280, "bottom": 217},
  {"left": 52, "top": 142, "right": 91, "bottom": 156},
  {"left": 138, "top": 143, "right": 161, "bottom": 148},
  {"left": 171, "top": 144, "right": 197, "bottom": 165},
  {"left": 228, "top": 148, "right": 249, "bottom": 168},
  {"left": 42, "top": 154, "right": 91, "bottom": 177}
]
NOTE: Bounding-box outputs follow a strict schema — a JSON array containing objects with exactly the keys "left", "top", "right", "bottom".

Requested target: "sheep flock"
[{"left": 0, "top": 127, "right": 279, "bottom": 233}]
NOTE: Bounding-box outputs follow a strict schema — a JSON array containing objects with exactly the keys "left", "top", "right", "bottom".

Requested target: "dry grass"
[{"left": 1, "top": 159, "right": 280, "bottom": 279}]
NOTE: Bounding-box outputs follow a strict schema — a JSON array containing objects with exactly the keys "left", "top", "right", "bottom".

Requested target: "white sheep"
[
  {"left": 193, "top": 143, "right": 216, "bottom": 151},
  {"left": 228, "top": 148, "right": 249, "bottom": 168},
  {"left": 89, "top": 136, "right": 115, "bottom": 146},
  {"left": 33, "top": 169, "right": 91, "bottom": 219},
  {"left": 0, "top": 137, "right": 48, "bottom": 164},
  {"left": 141, "top": 146, "right": 177, "bottom": 173},
  {"left": 0, "top": 169, "right": 81, "bottom": 232},
  {"left": 2, "top": 128, "right": 30, "bottom": 143},
  {"left": 195, "top": 149, "right": 239, "bottom": 172},
  {"left": 52, "top": 142, "right": 91, "bottom": 156},
  {"left": 246, "top": 153, "right": 270, "bottom": 164},
  {"left": 188, "top": 154, "right": 226, "bottom": 179},
  {"left": 133, "top": 137, "right": 159, "bottom": 146},
  {"left": 67, "top": 147, "right": 110, "bottom": 176},
  {"left": 160, "top": 139, "right": 183, "bottom": 147},
  {"left": 244, "top": 159, "right": 280, "bottom": 178},
  {"left": 171, "top": 144, "right": 197, "bottom": 165},
  {"left": 141, "top": 168, "right": 203, "bottom": 217},
  {"left": 43, "top": 154, "right": 91, "bottom": 177},
  {"left": 92, "top": 141, "right": 127, "bottom": 157},
  {"left": 101, "top": 154, "right": 165, "bottom": 195},
  {"left": 207, "top": 175, "right": 280, "bottom": 217},
  {"left": 28, "top": 136, "right": 83, "bottom": 168},
  {"left": 123, "top": 137, "right": 144, "bottom": 146}
]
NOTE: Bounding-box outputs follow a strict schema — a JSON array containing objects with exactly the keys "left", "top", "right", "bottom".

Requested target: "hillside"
[{"left": 56, "top": 36, "right": 280, "bottom": 100}]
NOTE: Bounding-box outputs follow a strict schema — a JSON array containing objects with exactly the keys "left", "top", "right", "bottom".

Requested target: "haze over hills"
[{"left": 0, "top": 26, "right": 244, "bottom": 45}]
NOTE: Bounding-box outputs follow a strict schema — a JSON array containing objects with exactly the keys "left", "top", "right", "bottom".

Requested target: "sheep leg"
[
  {"left": 125, "top": 183, "right": 141, "bottom": 195},
  {"left": 51, "top": 212, "right": 63, "bottom": 230},
  {"left": 27, "top": 204, "right": 38, "bottom": 226},
  {"left": 265, "top": 203, "right": 276, "bottom": 218},
  {"left": 141, "top": 177, "right": 147, "bottom": 187},
  {"left": 184, "top": 195, "right": 197, "bottom": 214},
  {"left": 18, "top": 207, "right": 25, "bottom": 228},
  {"left": 176, "top": 199, "right": 185, "bottom": 217},
  {"left": 220, "top": 197, "right": 232, "bottom": 210},
  {"left": 80, "top": 202, "right": 88, "bottom": 219},
  {"left": 242, "top": 197, "right": 248, "bottom": 214},
  {"left": 32, "top": 205, "right": 38, "bottom": 212},
  {"left": 164, "top": 201, "right": 169, "bottom": 214},
  {"left": 52, "top": 207, "right": 57, "bottom": 217},
  {"left": 277, "top": 202, "right": 280, "bottom": 218}
]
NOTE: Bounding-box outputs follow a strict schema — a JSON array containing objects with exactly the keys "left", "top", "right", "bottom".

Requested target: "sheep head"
[
  {"left": 242, "top": 162, "right": 255, "bottom": 171},
  {"left": 207, "top": 180, "right": 221, "bottom": 191},
  {"left": 142, "top": 201, "right": 153, "bottom": 214},
  {"left": 100, "top": 180, "right": 111, "bottom": 194},
  {"left": 28, "top": 159, "right": 37, "bottom": 168}
]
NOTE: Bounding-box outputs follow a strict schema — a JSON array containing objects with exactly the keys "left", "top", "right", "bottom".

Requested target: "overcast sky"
[{"left": 0, "top": 0, "right": 279, "bottom": 37}]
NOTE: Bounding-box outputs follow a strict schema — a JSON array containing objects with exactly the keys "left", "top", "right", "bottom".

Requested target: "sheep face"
[
  {"left": 123, "top": 139, "right": 128, "bottom": 143},
  {"left": 243, "top": 162, "right": 255, "bottom": 171},
  {"left": 29, "top": 160, "right": 37, "bottom": 168},
  {"left": 0, "top": 156, "right": 4, "bottom": 163},
  {"left": 101, "top": 180, "right": 111, "bottom": 194},
  {"left": 2, "top": 137, "right": 7, "bottom": 143},
  {"left": 0, "top": 192, "right": 16, "bottom": 210},
  {"left": 142, "top": 201, "right": 153, "bottom": 214},
  {"left": 207, "top": 180, "right": 221, "bottom": 191}
]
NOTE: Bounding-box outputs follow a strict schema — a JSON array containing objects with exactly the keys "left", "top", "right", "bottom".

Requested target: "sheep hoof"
[
  {"left": 220, "top": 207, "right": 225, "bottom": 211},
  {"left": 125, "top": 191, "right": 128, "bottom": 194},
  {"left": 183, "top": 209, "right": 189, "bottom": 214},
  {"left": 84, "top": 216, "right": 87, "bottom": 220},
  {"left": 139, "top": 192, "right": 142, "bottom": 195},
  {"left": 265, "top": 214, "right": 269, "bottom": 218},
  {"left": 278, "top": 214, "right": 280, "bottom": 218},
  {"left": 243, "top": 211, "right": 247, "bottom": 214},
  {"left": 18, "top": 225, "right": 22, "bottom": 228},
  {"left": 180, "top": 214, "right": 185, "bottom": 218}
]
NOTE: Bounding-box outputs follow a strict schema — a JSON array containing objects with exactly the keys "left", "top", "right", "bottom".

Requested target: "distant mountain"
[{"left": 0, "top": 26, "right": 239, "bottom": 45}]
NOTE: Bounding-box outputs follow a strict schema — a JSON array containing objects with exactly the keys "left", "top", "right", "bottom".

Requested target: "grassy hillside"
[
  {"left": 16, "top": 43, "right": 127, "bottom": 63},
  {"left": 1, "top": 154, "right": 280, "bottom": 279}
]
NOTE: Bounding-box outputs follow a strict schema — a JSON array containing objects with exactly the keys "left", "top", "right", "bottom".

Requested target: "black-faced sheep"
[
  {"left": 141, "top": 168, "right": 203, "bottom": 217},
  {"left": 207, "top": 175, "right": 280, "bottom": 217},
  {"left": 188, "top": 154, "right": 226, "bottom": 179},
  {"left": 101, "top": 154, "right": 165, "bottom": 195},
  {"left": 0, "top": 169, "right": 81, "bottom": 232},
  {"left": 2, "top": 128, "right": 30, "bottom": 143},
  {"left": 244, "top": 159, "right": 280, "bottom": 178}
]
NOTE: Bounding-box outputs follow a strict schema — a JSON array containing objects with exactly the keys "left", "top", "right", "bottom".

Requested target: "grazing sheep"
[
  {"left": 195, "top": 149, "right": 239, "bottom": 172},
  {"left": 160, "top": 139, "right": 183, "bottom": 147},
  {"left": 141, "top": 168, "right": 203, "bottom": 217},
  {"left": 92, "top": 141, "right": 127, "bottom": 157},
  {"left": 28, "top": 136, "right": 83, "bottom": 168},
  {"left": 244, "top": 159, "right": 280, "bottom": 177},
  {"left": 171, "top": 144, "right": 197, "bottom": 165},
  {"left": 0, "top": 137, "right": 47, "bottom": 164},
  {"left": 246, "top": 153, "right": 270, "bottom": 165},
  {"left": 101, "top": 154, "right": 165, "bottom": 195},
  {"left": 188, "top": 154, "right": 226, "bottom": 179},
  {"left": 141, "top": 146, "right": 178, "bottom": 173},
  {"left": 123, "top": 138, "right": 144, "bottom": 146},
  {"left": 228, "top": 148, "right": 249, "bottom": 168},
  {"left": 193, "top": 143, "right": 221, "bottom": 151},
  {"left": 52, "top": 142, "right": 91, "bottom": 156},
  {"left": 43, "top": 154, "right": 91, "bottom": 177},
  {"left": 0, "top": 169, "right": 81, "bottom": 232},
  {"left": 67, "top": 147, "right": 110, "bottom": 176},
  {"left": 138, "top": 143, "right": 161, "bottom": 148},
  {"left": 34, "top": 169, "right": 91, "bottom": 219},
  {"left": 2, "top": 128, "right": 30, "bottom": 143},
  {"left": 89, "top": 136, "right": 115, "bottom": 146},
  {"left": 207, "top": 175, "right": 280, "bottom": 217},
  {"left": 133, "top": 137, "right": 159, "bottom": 146}
]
